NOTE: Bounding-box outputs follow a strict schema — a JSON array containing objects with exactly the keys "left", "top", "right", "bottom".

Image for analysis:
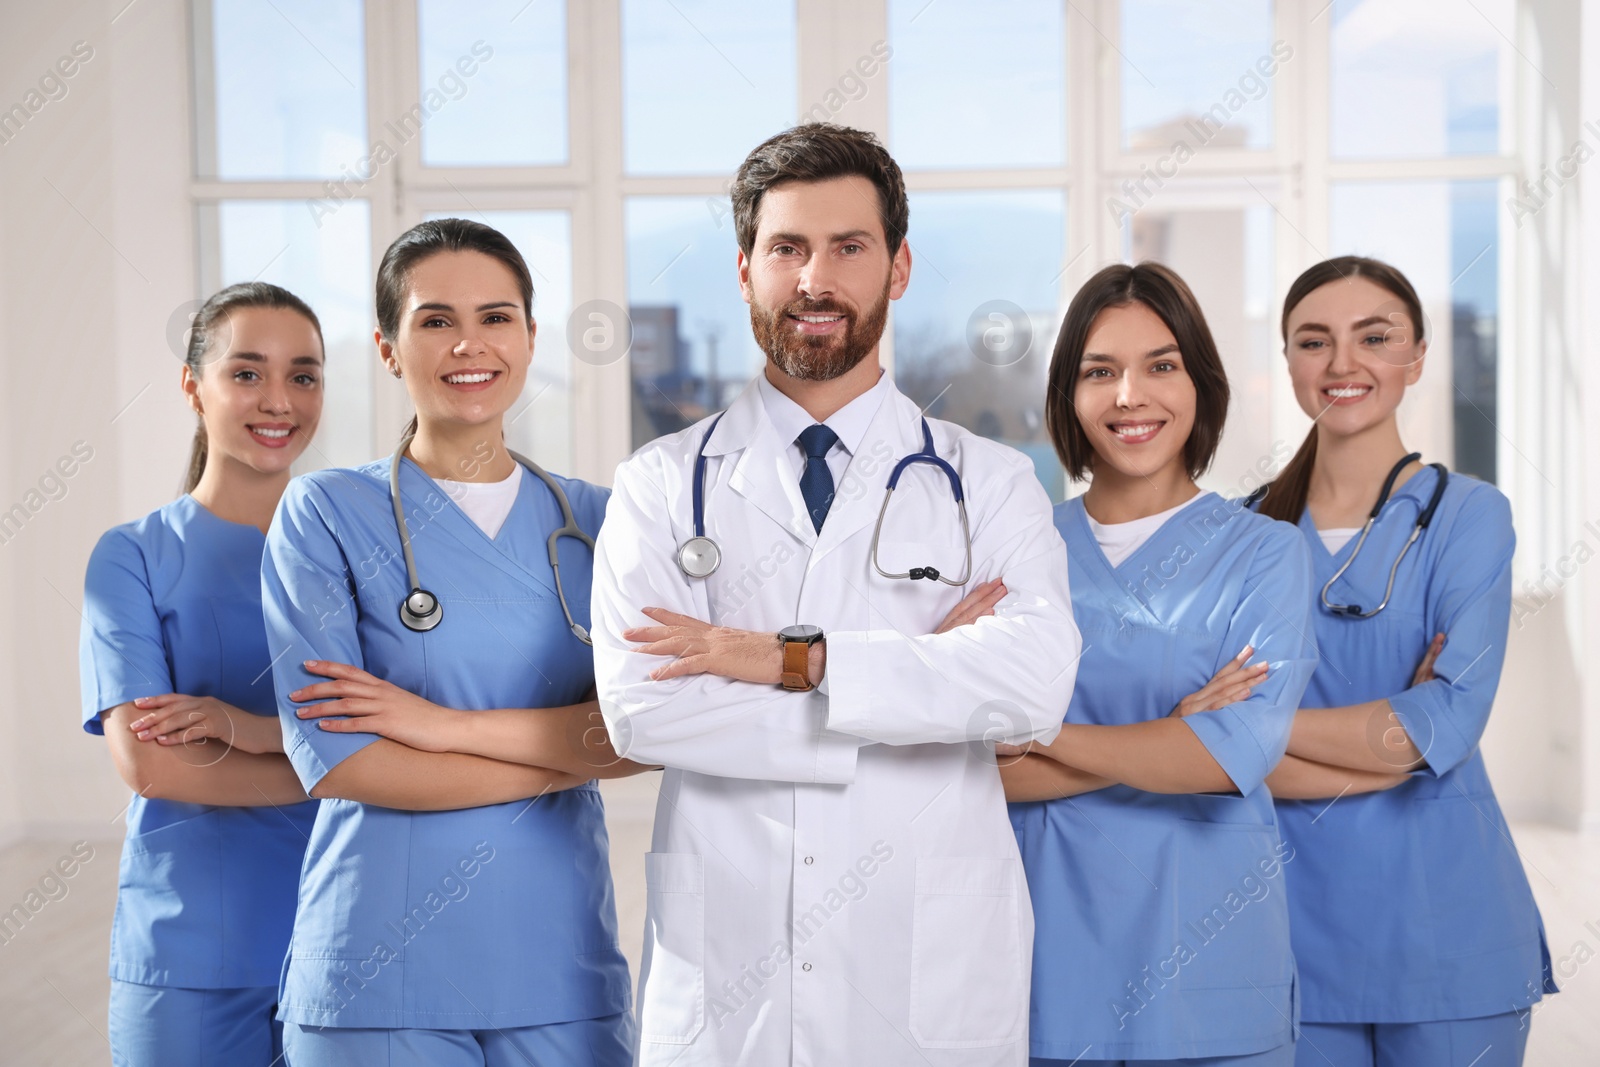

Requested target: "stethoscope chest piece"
[
  {"left": 400, "top": 588, "right": 443, "bottom": 632},
  {"left": 678, "top": 535, "right": 721, "bottom": 579}
]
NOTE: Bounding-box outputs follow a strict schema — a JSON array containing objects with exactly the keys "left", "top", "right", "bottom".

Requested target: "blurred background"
[{"left": 1, "top": 0, "right": 1598, "bottom": 1062}]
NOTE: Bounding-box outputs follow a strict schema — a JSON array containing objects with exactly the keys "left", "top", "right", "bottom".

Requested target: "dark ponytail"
[
  {"left": 182, "top": 282, "right": 324, "bottom": 494},
  {"left": 1256, "top": 256, "right": 1425, "bottom": 523},
  {"left": 375, "top": 218, "right": 535, "bottom": 444}
]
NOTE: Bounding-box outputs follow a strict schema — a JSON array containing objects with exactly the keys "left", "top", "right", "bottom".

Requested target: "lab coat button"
[
  {"left": 803, "top": 855, "right": 814, "bottom": 865},
  {"left": 801, "top": 962, "right": 812, "bottom": 972}
]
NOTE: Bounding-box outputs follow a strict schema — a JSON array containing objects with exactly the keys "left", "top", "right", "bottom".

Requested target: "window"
[{"left": 190, "top": 0, "right": 1522, "bottom": 497}]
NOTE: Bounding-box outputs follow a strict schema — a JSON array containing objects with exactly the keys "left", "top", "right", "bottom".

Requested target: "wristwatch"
[{"left": 777, "top": 624, "right": 825, "bottom": 691}]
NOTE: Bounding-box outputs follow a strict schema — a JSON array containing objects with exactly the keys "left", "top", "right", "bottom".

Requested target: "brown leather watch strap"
[{"left": 780, "top": 637, "right": 814, "bottom": 691}]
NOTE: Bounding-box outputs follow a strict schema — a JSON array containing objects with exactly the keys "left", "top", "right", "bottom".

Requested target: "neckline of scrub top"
[
  {"left": 1068, "top": 489, "right": 1222, "bottom": 580},
  {"left": 180, "top": 492, "right": 268, "bottom": 541},
  {"left": 395, "top": 454, "right": 563, "bottom": 602},
  {"left": 1297, "top": 463, "right": 1445, "bottom": 564}
]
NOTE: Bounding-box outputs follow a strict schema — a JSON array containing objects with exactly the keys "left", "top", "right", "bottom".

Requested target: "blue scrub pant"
[
  {"left": 108, "top": 980, "right": 281, "bottom": 1067},
  {"left": 281, "top": 1012, "right": 632, "bottom": 1067},
  {"left": 1296, "top": 1013, "right": 1530, "bottom": 1067},
  {"left": 1033, "top": 1044, "right": 1294, "bottom": 1067}
]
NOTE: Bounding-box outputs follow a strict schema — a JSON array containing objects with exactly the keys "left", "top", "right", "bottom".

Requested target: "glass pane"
[
  {"left": 216, "top": 200, "right": 373, "bottom": 470},
  {"left": 893, "top": 191, "right": 1066, "bottom": 500},
  {"left": 1118, "top": 195, "right": 1275, "bottom": 496},
  {"left": 622, "top": 0, "right": 796, "bottom": 176},
  {"left": 625, "top": 196, "right": 761, "bottom": 450},
  {"left": 1331, "top": 0, "right": 1512, "bottom": 158},
  {"left": 207, "top": 0, "right": 366, "bottom": 180},
  {"left": 418, "top": 0, "right": 567, "bottom": 167},
  {"left": 1331, "top": 180, "right": 1500, "bottom": 482},
  {"left": 1120, "top": 0, "right": 1277, "bottom": 151},
  {"left": 889, "top": 0, "right": 1065, "bottom": 169},
  {"left": 424, "top": 211, "right": 575, "bottom": 472}
]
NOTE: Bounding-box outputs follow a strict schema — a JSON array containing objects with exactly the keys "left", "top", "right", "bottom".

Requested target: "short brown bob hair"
[
  {"left": 731, "top": 123, "right": 909, "bottom": 259},
  {"left": 1045, "top": 262, "right": 1231, "bottom": 481}
]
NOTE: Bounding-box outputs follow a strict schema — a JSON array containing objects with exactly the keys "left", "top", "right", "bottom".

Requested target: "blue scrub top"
[
  {"left": 1009, "top": 493, "right": 1317, "bottom": 1062},
  {"left": 1270, "top": 467, "right": 1556, "bottom": 1023},
  {"left": 260, "top": 457, "right": 631, "bottom": 1031},
  {"left": 79, "top": 495, "right": 319, "bottom": 989}
]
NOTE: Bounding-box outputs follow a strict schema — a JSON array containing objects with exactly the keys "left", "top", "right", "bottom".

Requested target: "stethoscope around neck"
[
  {"left": 1320, "top": 451, "right": 1448, "bottom": 619},
  {"left": 390, "top": 432, "right": 595, "bottom": 644},
  {"left": 675, "top": 413, "right": 974, "bottom": 586}
]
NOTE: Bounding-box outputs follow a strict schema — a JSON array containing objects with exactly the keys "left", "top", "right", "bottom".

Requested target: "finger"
[
  {"left": 315, "top": 717, "right": 373, "bottom": 733},
  {"left": 131, "top": 693, "right": 181, "bottom": 712},
  {"left": 289, "top": 681, "right": 378, "bottom": 703},
  {"left": 649, "top": 655, "right": 711, "bottom": 681},
  {"left": 296, "top": 700, "right": 361, "bottom": 719},
  {"left": 993, "top": 742, "right": 1029, "bottom": 757},
  {"left": 620, "top": 625, "right": 684, "bottom": 643},
  {"left": 631, "top": 638, "right": 704, "bottom": 660},
  {"left": 639, "top": 607, "right": 707, "bottom": 629},
  {"left": 302, "top": 660, "right": 383, "bottom": 685}
]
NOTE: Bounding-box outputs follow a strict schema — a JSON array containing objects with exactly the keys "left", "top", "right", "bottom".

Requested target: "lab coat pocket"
[
  {"left": 1174, "top": 820, "right": 1293, "bottom": 990},
  {"left": 639, "top": 852, "right": 705, "bottom": 1045},
  {"left": 115, "top": 809, "right": 223, "bottom": 971},
  {"left": 909, "top": 856, "right": 1026, "bottom": 1049}
]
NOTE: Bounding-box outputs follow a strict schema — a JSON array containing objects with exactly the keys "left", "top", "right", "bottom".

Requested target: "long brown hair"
[
  {"left": 183, "top": 283, "right": 323, "bottom": 493},
  {"left": 1045, "top": 261, "right": 1231, "bottom": 481},
  {"left": 1256, "top": 256, "right": 1425, "bottom": 523},
  {"left": 374, "top": 218, "right": 536, "bottom": 441}
]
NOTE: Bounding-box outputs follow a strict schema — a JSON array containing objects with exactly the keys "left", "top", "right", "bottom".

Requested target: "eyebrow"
[
  {"left": 412, "top": 301, "right": 521, "bottom": 314},
  {"left": 1295, "top": 316, "right": 1395, "bottom": 335},
  {"left": 1082, "top": 344, "right": 1179, "bottom": 363},
  {"left": 225, "top": 351, "right": 323, "bottom": 366},
  {"left": 766, "top": 229, "right": 875, "bottom": 246}
]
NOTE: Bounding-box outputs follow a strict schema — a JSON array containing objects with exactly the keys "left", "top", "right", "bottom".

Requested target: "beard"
[{"left": 750, "top": 274, "right": 891, "bottom": 383}]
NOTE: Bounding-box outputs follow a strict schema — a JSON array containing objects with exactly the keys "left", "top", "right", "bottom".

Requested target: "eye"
[
  {"left": 1360, "top": 333, "right": 1387, "bottom": 346},
  {"left": 233, "top": 369, "right": 260, "bottom": 382},
  {"left": 1082, "top": 366, "right": 1112, "bottom": 380},
  {"left": 422, "top": 316, "right": 449, "bottom": 328},
  {"left": 840, "top": 242, "right": 863, "bottom": 255},
  {"left": 294, "top": 373, "right": 320, "bottom": 387},
  {"left": 1152, "top": 360, "right": 1178, "bottom": 373},
  {"left": 1296, "top": 338, "right": 1325, "bottom": 351}
]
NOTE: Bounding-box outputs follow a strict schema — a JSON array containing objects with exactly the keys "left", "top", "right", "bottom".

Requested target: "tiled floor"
[{"left": 2, "top": 776, "right": 1592, "bottom": 1065}]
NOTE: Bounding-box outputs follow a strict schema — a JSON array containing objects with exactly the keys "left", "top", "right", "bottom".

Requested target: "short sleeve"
[
  {"left": 261, "top": 478, "right": 378, "bottom": 790},
  {"left": 80, "top": 528, "right": 174, "bottom": 735}
]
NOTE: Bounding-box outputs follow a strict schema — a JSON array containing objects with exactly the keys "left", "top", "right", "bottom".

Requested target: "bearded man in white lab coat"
[{"left": 591, "top": 122, "right": 1080, "bottom": 1067}]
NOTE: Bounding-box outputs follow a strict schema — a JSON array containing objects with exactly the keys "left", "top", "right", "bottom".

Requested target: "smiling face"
[
  {"left": 738, "top": 175, "right": 910, "bottom": 382},
  {"left": 380, "top": 250, "right": 534, "bottom": 431},
  {"left": 183, "top": 305, "right": 324, "bottom": 476},
  {"left": 1073, "top": 301, "right": 1197, "bottom": 482},
  {"left": 1285, "top": 275, "right": 1425, "bottom": 437}
]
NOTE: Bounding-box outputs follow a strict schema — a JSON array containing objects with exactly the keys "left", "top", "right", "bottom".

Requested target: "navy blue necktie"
[{"left": 797, "top": 424, "right": 839, "bottom": 533}]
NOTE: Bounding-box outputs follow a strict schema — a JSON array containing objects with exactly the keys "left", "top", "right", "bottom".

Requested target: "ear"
[
  {"left": 1404, "top": 338, "right": 1427, "bottom": 386},
  {"left": 375, "top": 328, "right": 400, "bottom": 378},
  {"left": 737, "top": 248, "right": 753, "bottom": 306},
  {"left": 888, "top": 240, "right": 912, "bottom": 301},
  {"left": 180, "top": 363, "right": 203, "bottom": 415}
]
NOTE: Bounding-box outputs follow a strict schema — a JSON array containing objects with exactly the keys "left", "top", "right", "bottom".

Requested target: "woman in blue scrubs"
[
  {"left": 1258, "top": 256, "right": 1555, "bottom": 1067},
  {"left": 1000, "top": 262, "right": 1317, "bottom": 1067},
  {"left": 80, "top": 283, "right": 326, "bottom": 1066},
  {"left": 260, "top": 218, "right": 646, "bottom": 1066}
]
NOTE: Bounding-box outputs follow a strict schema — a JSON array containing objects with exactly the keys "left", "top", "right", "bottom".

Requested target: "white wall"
[{"left": 0, "top": 0, "right": 1594, "bottom": 840}]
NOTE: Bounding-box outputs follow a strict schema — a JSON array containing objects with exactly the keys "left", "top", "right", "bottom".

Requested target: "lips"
[
  {"left": 248, "top": 424, "right": 294, "bottom": 449},
  {"left": 1321, "top": 383, "right": 1372, "bottom": 405},
  {"left": 442, "top": 369, "right": 502, "bottom": 391},
  {"left": 1108, "top": 420, "right": 1163, "bottom": 445}
]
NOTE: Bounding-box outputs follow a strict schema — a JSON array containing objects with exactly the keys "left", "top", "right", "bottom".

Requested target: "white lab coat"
[{"left": 592, "top": 377, "right": 1079, "bottom": 1066}]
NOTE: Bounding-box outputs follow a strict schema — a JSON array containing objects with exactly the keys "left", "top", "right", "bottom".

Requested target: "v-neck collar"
[
  {"left": 1069, "top": 490, "right": 1221, "bottom": 580},
  {"left": 396, "top": 456, "right": 560, "bottom": 600}
]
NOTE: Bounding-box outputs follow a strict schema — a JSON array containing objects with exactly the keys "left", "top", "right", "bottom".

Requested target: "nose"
[
  {"left": 256, "top": 381, "right": 292, "bottom": 415},
  {"left": 796, "top": 251, "right": 835, "bottom": 302},
  {"left": 1326, "top": 335, "right": 1361, "bottom": 376},
  {"left": 1115, "top": 369, "right": 1146, "bottom": 409}
]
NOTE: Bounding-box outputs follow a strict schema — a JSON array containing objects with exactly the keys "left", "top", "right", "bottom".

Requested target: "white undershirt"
[
  {"left": 440, "top": 464, "right": 523, "bottom": 539},
  {"left": 1318, "top": 527, "right": 1361, "bottom": 554},
  {"left": 1086, "top": 493, "right": 1200, "bottom": 567}
]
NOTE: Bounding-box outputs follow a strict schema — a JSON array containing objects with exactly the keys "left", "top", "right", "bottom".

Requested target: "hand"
[
  {"left": 1170, "top": 646, "right": 1268, "bottom": 718},
  {"left": 934, "top": 578, "right": 1008, "bottom": 634},
  {"left": 1411, "top": 633, "right": 1445, "bottom": 686},
  {"left": 129, "top": 694, "right": 282, "bottom": 754},
  {"left": 291, "top": 660, "right": 462, "bottom": 751},
  {"left": 624, "top": 608, "right": 793, "bottom": 684}
]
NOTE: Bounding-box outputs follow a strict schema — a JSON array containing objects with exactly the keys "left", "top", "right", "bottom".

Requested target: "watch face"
[{"left": 778, "top": 624, "right": 823, "bottom": 641}]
